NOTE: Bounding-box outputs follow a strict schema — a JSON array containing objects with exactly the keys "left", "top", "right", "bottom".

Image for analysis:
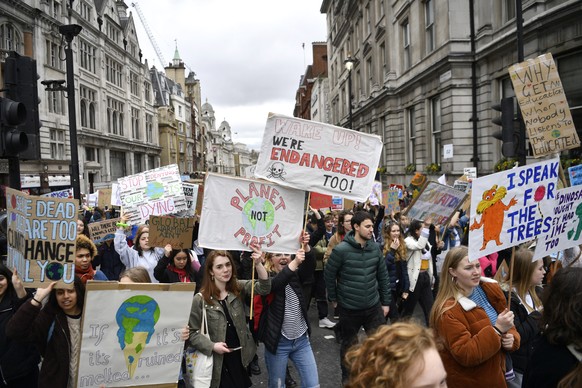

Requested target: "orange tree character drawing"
[{"left": 470, "top": 184, "right": 518, "bottom": 250}]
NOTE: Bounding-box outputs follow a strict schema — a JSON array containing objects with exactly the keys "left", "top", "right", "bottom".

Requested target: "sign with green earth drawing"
[{"left": 199, "top": 173, "right": 306, "bottom": 253}]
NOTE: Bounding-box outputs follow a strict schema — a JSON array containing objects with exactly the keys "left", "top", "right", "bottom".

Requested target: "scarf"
[
  {"left": 75, "top": 265, "right": 96, "bottom": 284},
  {"left": 167, "top": 265, "right": 191, "bottom": 283}
]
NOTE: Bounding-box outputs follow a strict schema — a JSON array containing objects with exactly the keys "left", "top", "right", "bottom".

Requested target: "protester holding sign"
[
  {"left": 189, "top": 249, "right": 270, "bottom": 388},
  {"left": 506, "top": 247, "right": 544, "bottom": 387},
  {"left": 154, "top": 248, "right": 199, "bottom": 286},
  {"left": 0, "top": 265, "right": 40, "bottom": 388},
  {"left": 6, "top": 278, "right": 86, "bottom": 388},
  {"left": 75, "top": 235, "right": 107, "bottom": 284},
  {"left": 430, "top": 246, "right": 519, "bottom": 387},
  {"left": 258, "top": 232, "right": 320, "bottom": 388},
  {"left": 114, "top": 214, "right": 170, "bottom": 283},
  {"left": 401, "top": 219, "right": 434, "bottom": 325},
  {"left": 92, "top": 240, "right": 125, "bottom": 281},
  {"left": 523, "top": 267, "right": 582, "bottom": 388}
]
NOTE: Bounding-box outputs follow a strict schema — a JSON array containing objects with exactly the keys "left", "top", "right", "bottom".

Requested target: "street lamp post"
[{"left": 344, "top": 55, "right": 355, "bottom": 130}]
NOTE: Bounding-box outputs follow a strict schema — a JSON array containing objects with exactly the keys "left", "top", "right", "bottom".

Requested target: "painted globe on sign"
[
  {"left": 551, "top": 129, "right": 561, "bottom": 138},
  {"left": 242, "top": 198, "right": 275, "bottom": 235},
  {"left": 45, "top": 262, "right": 64, "bottom": 281},
  {"left": 145, "top": 182, "right": 165, "bottom": 200}
]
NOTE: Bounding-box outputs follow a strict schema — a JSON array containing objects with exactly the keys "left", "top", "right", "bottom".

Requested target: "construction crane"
[{"left": 131, "top": 2, "right": 166, "bottom": 68}]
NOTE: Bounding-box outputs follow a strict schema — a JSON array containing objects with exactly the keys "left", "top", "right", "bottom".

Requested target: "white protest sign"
[
  {"left": 177, "top": 182, "right": 199, "bottom": 217},
  {"left": 534, "top": 185, "right": 582, "bottom": 260},
  {"left": 443, "top": 144, "right": 453, "bottom": 159},
  {"left": 199, "top": 173, "right": 305, "bottom": 253},
  {"left": 404, "top": 182, "right": 467, "bottom": 226},
  {"left": 254, "top": 113, "right": 382, "bottom": 201},
  {"left": 117, "top": 164, "right": 187, "bottom": 225},
  {"left": 41, "top": 188, "right": 73, "bottom": 199},
  {"left": 111, "top": 183, "right": 122, "bottom": 206},
  {"left": 77, "top": 282, "right": 194, "bottom": 388},
  {"left": 468, "top": 158, "right": 559, "bottom": 261}
]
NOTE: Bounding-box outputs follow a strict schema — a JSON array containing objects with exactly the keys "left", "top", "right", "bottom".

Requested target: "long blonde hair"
[
  {"left": 383, "top": 221, "right": 407, "bottom": 261},
  {"left": 345, "top": 322, "right": 438, "bottom": 388},
  {"left": 509, "top": 248, "right": 543, "bottom": 312},
  {"left": 429, "top": 246, "right": 468, "bottom": 329}
]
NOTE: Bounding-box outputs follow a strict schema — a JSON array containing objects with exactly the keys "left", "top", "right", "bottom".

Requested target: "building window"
[
  {"left": 45, "top": 40, "right": 62, "bottom": 70},
  {"left": 378, "top": 0, "right": 385, "bottom": 21},
  {"left": 179, "top": 142, "right": 184, "bottom": 153},
  {"left": 146, "top": 114, "right": 153, "bottom": 143},
  {"left": 107, "top": 97, "right": 124, "bottom": 135},
  {"left": 379, "top": 43, "right": 387, "bottom": 77},
  {"left": 80, "top": 86, "right": 96, "bottom": 129},
  {"left": 110, "top": 151, "right": 127, "bottom": 180},
  {"left": 431, "top": 97, "right": 442, "bottom": 165},
  {"left": 133, "top": 153, "right": 142, "bottom": 173},
  {"left": 131, "top": 108, "right": 140, "bottom": 140},
  {"left": 86, "top": 147, "right": 100, "bottom": 162},
  {"left": 105, "top": 56, "right": 123, "bottom": 87},
  {"left": 402, "top": 19, "right": 411, "bottom": 70},
  {"left": 148, "top": 155, "right": 156, "bottom": 170},
  {"left": 49, "top": 128, "right": 66, "bottom": 159},
  {"left": 178, "top": 105, "right": 182, "bottom": 117},
  {"left": 130, "top": 72, "right": 139, "bottom": 96},
  {"left": 425, "top": 0, "right": 435, "bottom": 54},
  {"left": 80, "top": 1, "right": 92, "bottom": 21},
  {"left": 144, "top": 82, "right": 151, "bottom": 103},
  {"left": 0, "top": 24, "right": 22, "bottom": 52},
  {"left": 504, "top": 0, "right": 516, "bottom": 22},
  {"left": 79, "top": 40, "right": 97, "bottom": 73},
  {"left": 407, "top": 106, "right": 417, "bottom": 165},
  {"left": 366, "top": 57, "right": 373, "bottom": 95},
  {"left": 365, "top": 4, "right": 371, "bottom": 36},
  {"left": 47, "top": 90, "right": 66, "bottom": 115},
  {"left": 50, "top": 0, "right": 61, "bottom": 19},
  {"left": 106, "top": 22, "right": 119, "bottom": 44}
]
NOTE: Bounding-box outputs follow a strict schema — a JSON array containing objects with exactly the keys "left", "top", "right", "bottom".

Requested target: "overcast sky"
[{"left": 130, "top": 0, "right": 327, "bottom": 150}]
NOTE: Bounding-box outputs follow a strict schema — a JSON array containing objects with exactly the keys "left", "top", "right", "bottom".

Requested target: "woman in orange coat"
[{"left": 430, "top": 246, "right": 520, "bottom": 387}]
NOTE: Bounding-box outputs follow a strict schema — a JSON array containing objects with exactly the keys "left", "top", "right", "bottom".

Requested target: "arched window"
[
  {"left": 80, "top": 100, "right": 87, "bottom": 127},
  {"left": 89, "top": 103, "right": 96, "bottom": 129},
  {"left": 0, "top": 23, "right": 22, "bottom": 52}
]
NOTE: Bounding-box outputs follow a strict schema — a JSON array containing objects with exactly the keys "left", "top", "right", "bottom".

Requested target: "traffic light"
[
  {"left": 3, "top": 52, "right": 41, "bottom": 160},
  {"left": 492, "top": 97, "right": 517, "bottom": 158},
  {"left": 0, "top": 97, "right": 28, "bottom": 156}
]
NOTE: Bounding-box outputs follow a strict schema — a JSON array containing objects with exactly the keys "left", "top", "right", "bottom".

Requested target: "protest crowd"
[{"left": 1, "top": 115, "right": 582, "bottom": 388}]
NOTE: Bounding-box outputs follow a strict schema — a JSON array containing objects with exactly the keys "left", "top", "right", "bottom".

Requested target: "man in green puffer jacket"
[{"left": 324, "top": 210, "right": 392, "bottom": 382}]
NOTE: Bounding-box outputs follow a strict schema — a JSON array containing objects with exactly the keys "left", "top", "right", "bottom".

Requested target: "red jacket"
[{"left": 434, "top": 280, "right": 520, "bottom": 388}]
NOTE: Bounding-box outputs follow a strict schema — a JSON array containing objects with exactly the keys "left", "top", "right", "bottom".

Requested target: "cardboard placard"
[
  {"left": 6, "top": 188, "right": 78, "bottom": 287},
  {"left": 382, "top": 190, "right": 401, "bottom": 214},
  {"left": 88, "top": 218, "right": 120, "bottom": 244},
  {"left": 147, "top": 216, "right": 195, "bottom": 249},
  {"left": 97, "top": 188, "right": 112, "bottom": 209},
  {"left": 77, "top": 281, "right": 195, "bottom": 388}
]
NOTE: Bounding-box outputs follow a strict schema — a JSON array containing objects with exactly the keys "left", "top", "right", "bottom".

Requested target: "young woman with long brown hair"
[
  {"left": 383, "top": 221, "right": 409, "bottom": 321},
  {"left": 188, "top": 249, "right": 269, "bottom": 388}
]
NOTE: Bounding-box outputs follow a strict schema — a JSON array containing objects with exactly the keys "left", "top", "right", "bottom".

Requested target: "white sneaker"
[{"left": 319, "top": 317, "right": 337, "bottom": 328}]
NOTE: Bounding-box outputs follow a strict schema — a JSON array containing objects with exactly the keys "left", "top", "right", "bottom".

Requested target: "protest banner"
[
  {"left": 41, "top": 188, "right": 73, "bottom": 199},
  {"left": 77, "top": 281, "right": 194, "bottom": 388},
  {"left": 533, "top": 184, "right": 582, "bottom": 260},
  {"left": 148, "top": 216, "right": 195, "bottom": 249},
  {"left": 244, "top": 164, "right": 256, "bottom": 178},
  {"left": 382, "top": 190, "right": 400, "bottom": 215},
  {"left": 468, "top": 158, "right": 559, "bottom": 261},
  {"left": 310, "top": 192, "right": 332, "bottom": 210},
  {"left": 254, "top": 113, "right": 382, "bottom": 201},
  {"left": 509, "top": 53, "right": 580, "bottom": 157},
  {"left": 177, "top": 182, "right": 199, "bottom": 217},
  {"left": 97, "top": 188, "right": 112, "bottom": 209},
  {"left": 88, "top": 218, "right": 120, "bottom": 244},
  {"left": 199, "top": 173, "right": 305, "bottom": 253},
  {"left": 117, "top": 165, "right": 187, "bottom": 225},
  {"left": 403, "top": 182, "right": 467, "bottom": 226},
  {"left": 569, "top": 164, "right": 582, "bottom": 186},
  {"left": 331, "top": 196, "right": 344, "bottom": 211},
  {"left": 5, "top": 188, "right": 78, "bottom": 287}
]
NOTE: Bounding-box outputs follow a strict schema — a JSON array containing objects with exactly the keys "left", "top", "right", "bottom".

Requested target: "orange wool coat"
[{"left": 434, "top": 280, "right": 520, "bottom": 388}]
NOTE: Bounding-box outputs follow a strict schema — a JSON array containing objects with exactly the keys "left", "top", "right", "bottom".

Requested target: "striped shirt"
[
  {"left": 281, "top": 284, "right": 308, "bottom": 340},
  {"left": 469, "top": 285, "right": 498, "bottom": 326}
]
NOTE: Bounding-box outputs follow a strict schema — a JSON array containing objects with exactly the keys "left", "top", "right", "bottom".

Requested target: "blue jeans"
[{"left": 264, "top": 333, "right": 320, "bottom": 388}]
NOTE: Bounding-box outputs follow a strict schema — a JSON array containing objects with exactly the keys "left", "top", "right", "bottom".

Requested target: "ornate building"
[{"left": 321, "top": 0, "right": 582, "bottom": 184}]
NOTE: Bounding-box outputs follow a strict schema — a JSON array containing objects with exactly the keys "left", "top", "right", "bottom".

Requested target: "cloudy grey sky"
[{"left": 131, "top": 0, "right": 327, "bottom": 150}]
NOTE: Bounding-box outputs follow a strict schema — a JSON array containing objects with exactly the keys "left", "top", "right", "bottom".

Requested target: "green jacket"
[
  {"left": 324, "top": 231, "right": 391, "bottom": 310},
  {"left": 188, "top": 278, "right": 270, "bottom": 388}
]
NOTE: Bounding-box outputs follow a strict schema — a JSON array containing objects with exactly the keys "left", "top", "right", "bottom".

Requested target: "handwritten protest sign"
[
  {"left": 111, "top": 183, "right": 122, "bottom": 206},
  {"left": 88, "top": 218, "right": 120, "bottom": 244},
  {"left": 569, "top": 164, "right": 582, "bottom": 186},
  {"left": 403, "top": 182, "right": 467, "bottom": 226},
  {"left": 77, "top": 281, "right": 194, "bottom": 388},
  {"left": 533, "top": 185, "right": 582, "bottom": 260},
  {"left": 177, "top": 182, "right": 199, "bottom": 217},
  {"left": 199, "top": 173, "right": 305, "bottom": 253},
  {"left": 382, "top": 190, "right": 400, "bottom": 214},
  {"left": 468, "top": 158, "right": 559, "bottom": 261},
  {"left": 331, "top": 196, "right": 344, "bottom": 210},
  {"left": 368, "top": 181, "right": 382, "bottom": 206},
  {"left": 254, "top": 113, "right": 382, "bottom": 201},
  {"left": 6, "top": 188, "right": 78, "bottom": 287},
  {"left": 148, "top": 216, "right": 195, "bottom": 249},
  {"left": 509, "top": 53, "right": 580, "bottom": 157},
  {"left": 118, "top": 165, "right": 187, "bottom": 225},
  {"left": 41, "top": 188, "right": 73, "bottom": 199},
  {"left": 310, "top": 192, "right": 332, "bottom": 210}
]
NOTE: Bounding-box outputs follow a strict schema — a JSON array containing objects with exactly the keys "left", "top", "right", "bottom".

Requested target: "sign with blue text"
[
  {"left": 254, "top": 113, "right": 383, "bottom": 201},
  {"left": 6, "top": 188, "right": 78, "bottom": 287},
  {"left": 568, "top": 164, "right": 582, "bottom": 186},
  {"left": 468, "top": 158, "right": 560, "bottom": 261}
]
